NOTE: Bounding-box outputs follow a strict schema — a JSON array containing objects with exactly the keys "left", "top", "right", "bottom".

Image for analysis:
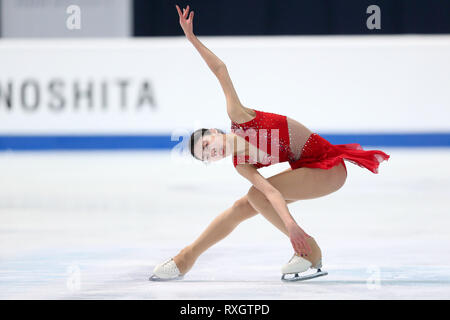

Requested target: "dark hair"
[{"left": 189, "top": 128, "right": 225, "bottom": 160}]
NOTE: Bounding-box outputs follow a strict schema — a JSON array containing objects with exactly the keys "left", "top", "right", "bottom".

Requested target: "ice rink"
[{"left": 1, "top": 148, "right": 449, "bottom": 299}]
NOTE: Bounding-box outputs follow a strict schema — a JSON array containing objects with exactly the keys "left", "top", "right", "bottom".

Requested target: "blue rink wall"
[
  {"left": 0, "top": 133, "right": 449, "bottom": 151},
  {"left": 1, "top": 36, "right": 449, "bottom": 151}
]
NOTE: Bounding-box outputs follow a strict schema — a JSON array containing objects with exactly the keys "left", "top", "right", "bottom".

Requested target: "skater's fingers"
[
  {"left": 183, "top": 5, "right": 190, "bottom": 19},
  {"left": 300, "top": 244, "right": 308, "bottom": 257},
  {"left": 297, "top": 241, "right": 305, "bottom": 255},
  {"left": 304, "top": 240, "right": 312, "bottom": 255},
  {"left": 291, "top": 240, "right": 301, "bottom": 256},
  {"left": 176, "top": 5, "right": 183, "bottom": 18},
  {"left": 301, "top": 241, "right": 308, "bottom": 256},
  {"left": 291, "top": 242, "right": 299, "bottom": 255},
  {"left": 296, "top": 241, "right": 305, "bottom": 256}
]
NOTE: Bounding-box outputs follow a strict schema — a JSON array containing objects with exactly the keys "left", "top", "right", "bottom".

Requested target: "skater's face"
[{"left": 194, "top": 129, "right": 227, "bottom": 163}]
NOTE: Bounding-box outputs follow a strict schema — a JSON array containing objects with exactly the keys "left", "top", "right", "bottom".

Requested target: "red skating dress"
[{"left": 231, "top": 109, "right": 390, "bottom": 174}]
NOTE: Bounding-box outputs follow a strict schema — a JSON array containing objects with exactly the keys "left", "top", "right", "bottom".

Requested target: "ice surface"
[{"left": 0, "top": 148, "right": 450, "bottom": 299}]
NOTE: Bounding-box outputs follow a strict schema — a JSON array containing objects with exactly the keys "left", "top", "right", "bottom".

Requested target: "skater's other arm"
[
  {"left": 175, "top": 4, "right": 248, "bottom": 121},
  {"left": 236, "top": 164, "right": 312, "bottom": 255}
]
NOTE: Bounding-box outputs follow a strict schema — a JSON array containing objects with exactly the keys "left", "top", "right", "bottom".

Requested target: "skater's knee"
[
  {"left": 230, "top": 196, "right": 257, "bottom": 220},
  {"left": 247, "top": 186, "right": 271, "bottom": 211}
]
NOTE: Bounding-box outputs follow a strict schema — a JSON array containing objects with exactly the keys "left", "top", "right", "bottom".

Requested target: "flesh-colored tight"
[
  {"left": 173, "top": 161, "right": 348, "bottom": 274},
  {"left": 174, "top": 194, "right": 321, "bottom": 274}
]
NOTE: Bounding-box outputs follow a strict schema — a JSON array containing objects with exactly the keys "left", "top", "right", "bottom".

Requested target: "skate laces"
[
  {"left": 161, "top": 258, "right": 180, "bottom": 274},
  {"left": 162, "top": 258, "right": 173, "bottom": 266},
  {"left": 288, "top": 253, "right": 298, "bottom": 263}
]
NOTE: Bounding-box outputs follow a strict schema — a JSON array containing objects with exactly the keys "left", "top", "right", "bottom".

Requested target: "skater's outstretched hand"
[
  {"left": 175, "top": 4, "right": 195, "bottom": 38},
  {"left": 287, "top": 224, "right": 312, "bottom": 257}
]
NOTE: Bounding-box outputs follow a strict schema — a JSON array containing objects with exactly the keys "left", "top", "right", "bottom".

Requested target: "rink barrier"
[
  {"left": 0, "top": 132, "right": 449, "bottom": 151},
  {"left": 1, "top": 36, "right": 450, "bottom": 134}
]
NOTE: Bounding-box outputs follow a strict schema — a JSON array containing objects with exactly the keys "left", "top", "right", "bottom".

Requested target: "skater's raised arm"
[
  {"left": 175, "top": 5, "right": 224, "bottom": 73},
  {"left": 175, "top": 4, "right": 247, "bottom": 121},
  {"left": 235, "top": 164, "right": 312, "bottom": 256}
]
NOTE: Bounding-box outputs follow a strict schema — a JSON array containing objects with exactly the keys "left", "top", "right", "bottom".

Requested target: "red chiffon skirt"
[{"left": 289, "top": 133, "right": 390, "bottom": 174}]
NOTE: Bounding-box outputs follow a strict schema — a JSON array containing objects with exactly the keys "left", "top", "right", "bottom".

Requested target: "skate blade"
[
  {"left": 149, "top": 274, "right": 184, "bottom": 281},
  {"left": 281, "top": 269, "right": 328, "bottom": 282}
]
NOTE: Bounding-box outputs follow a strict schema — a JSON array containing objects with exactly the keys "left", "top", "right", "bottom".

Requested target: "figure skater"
[{"left": 150, "top": 5, "right": 390, "bottom": 281}]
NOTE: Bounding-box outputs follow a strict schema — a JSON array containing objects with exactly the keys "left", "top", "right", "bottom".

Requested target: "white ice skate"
[
  {"left": 281, "top": 253, "right": 328, "bottom": 282},
  {"left": 149, "top": 257, "right": 185, "bottom": 281}
]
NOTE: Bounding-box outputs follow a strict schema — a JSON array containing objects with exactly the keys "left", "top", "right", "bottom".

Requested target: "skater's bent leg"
[
  {"left": 173, "top": 195, "right": 258, "bottom": 274},
  {"left": 245, "top": 165, "right": 347, "bottom": 266},
  {"left": 246, "top": 187, "right": 291, "bottom": 236},
  {"left": 174, "top": 193, "right": 298, "bottom": 275},
  {"left": 246, "top": 187, "right": 322, "bottom": 267},
  {"left": 244, "top": 167, "right": 297, "bottom": 237}
]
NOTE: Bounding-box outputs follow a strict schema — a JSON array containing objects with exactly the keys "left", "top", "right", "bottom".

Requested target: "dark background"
[{"left": 134, "top": 0, "right": 450, "bottom": 36}]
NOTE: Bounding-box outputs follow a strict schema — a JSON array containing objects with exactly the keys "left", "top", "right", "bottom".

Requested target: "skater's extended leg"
[
  {"left": 173, "top": 163, "right": 347, "bottom": 275},
  {"left": 174, "top": 168, "right": 296, "bottom": 274},
  {"left": 173, "top": 196, "right": 255, "bottom": 274},
  {"left": 173, "top": 195, "right": 296, "bottom": 274}
]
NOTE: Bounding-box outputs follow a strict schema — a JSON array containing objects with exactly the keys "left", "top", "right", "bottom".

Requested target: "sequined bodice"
[{"left": 231, "top": 109, "right": 294, "bottom": 168}]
